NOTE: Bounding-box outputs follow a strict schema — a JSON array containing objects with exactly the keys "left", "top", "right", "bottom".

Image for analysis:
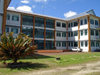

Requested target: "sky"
[{"left": 8, "top": 0, "right": 100, "bottom": 19}]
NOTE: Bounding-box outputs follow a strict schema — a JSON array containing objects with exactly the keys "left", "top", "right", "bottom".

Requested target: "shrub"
[{"left": 0, "top": 32, "right": 37, "bottom": 63}]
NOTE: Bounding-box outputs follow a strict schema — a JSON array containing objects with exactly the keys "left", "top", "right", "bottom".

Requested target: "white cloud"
[
  {"left": 21, "top": 0, "right": 29, "bottom": 4},
  {"left": 33, "top": 0, "right": 47, "bottom": 2},
  {"left": 8, "top": 5, "right": 33, "bottom": 13},
  {"left": 8, "top": 7, "right": 16, "bottom": 10},
  {"left": 64, "top": 11, "right": 77, "bottom": 18},
  {"left": 16, "top": 5, "right": 33, "bottom": 13}
]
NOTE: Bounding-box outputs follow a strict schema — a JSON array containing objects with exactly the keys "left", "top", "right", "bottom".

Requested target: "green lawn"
[
  {"left": 86, "top": 72, "right": 100, "bottom": 75},
  {"left": 0, "top": 52, "right": 100, "bottom": 75}
]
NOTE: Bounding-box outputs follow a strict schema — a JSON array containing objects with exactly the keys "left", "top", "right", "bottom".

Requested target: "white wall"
[
  {"left": 90, "top": 16, "right": 99, "bottom": 29},
  {"left": 68, "top": 26, "right": 78, "bottom": 41},
  {"left": 6, "top": 12, "right": 21, "bottom": 26},
  {"left": 56, "top": 20, "right": 67, "bottom": 41},
  {"left": 68, "top": 17, "right": 89, "bottom": 52},
  {"left": 56, "top": 20, "right": 67, "bottom": 50},
  {"left": 56, "top": 20, "right": 67, "bottom": 31},
  {"left": 56, "top": 42, "right": 67, "bottom": 50}
]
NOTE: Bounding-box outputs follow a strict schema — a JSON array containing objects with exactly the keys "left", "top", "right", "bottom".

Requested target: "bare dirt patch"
[{"left": 16, "top": 60, "right": 100, "bottom": 75}]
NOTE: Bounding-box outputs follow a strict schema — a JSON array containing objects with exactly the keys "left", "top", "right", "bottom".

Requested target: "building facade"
[{"left": 0, "top": 0, "right": 100, "bottom": 52}]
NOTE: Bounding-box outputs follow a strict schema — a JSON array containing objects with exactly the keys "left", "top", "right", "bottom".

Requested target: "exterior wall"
[
  {"left": 0, "top": 0, "right": 4, "bottom": 14},
  {"left": 3, "top": 11, "right": 100, "bottom": 52},
  {"left": 90, "top": 16, "right": 100, "bottom": 51},
  {"left": 68, "top": 16, "right": 89, "bottom": 52},
  {"left": 68, "top": 20, "right": 78, "bottom": 50},
  {"left": 80, "top": 17, "right": 88, "bottom": 52},
  {"left": 0, "top": 15, "right": 2, "bottom": 34},
  {"left": 6, "top": 12, "right": 21, "bottom": 27},
  {"left": 56, "top": 20, "right": 67, "bottom": 50},
  {"left": 68, "top": 20, "right": 78, "bottom": 41},
  {"left": 6, "top": 12, "right": 21, "bottom": 36},
  {"left": 0, "top": 0, "right": 4, "bottom": 34}
]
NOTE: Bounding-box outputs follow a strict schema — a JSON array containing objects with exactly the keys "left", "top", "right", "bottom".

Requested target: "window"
[
  {"left": 81, "top": 41, "right": 84, "bottom": 47},
  {"left": 84, "top": 19, "right": 87, "bottom": 24},
  {"left": 34, "top": 40, "right": 44, "bottom": 49},
  {"left": 46, "top": 41, "right": 54, "bottom": 49},
  {"left": 68, "top": 32, "right": 70, "bottom": 37},
  {"left": 80, "top": 20, "right": 83, "bottom": 25},
  {"left": 46, "top": 19, "right": 54, "bottom": 28},
  {"left": 85, "top": 30, "right": 87, "bottom": 35},
  {"left": 68, "top": 42, "right": 70, "bottom": 47},
  {"left": 7, "top": 14, "right": 10, "bottom": 20},
  {"left": 22, "top": 27, "right": 33, "bottom": 37},
  {"left": 90, "top": 19, "right": 94, "bottom": 24},
  {"left": 74, "top": 21, "right": 78, "bottom": 27},
  {"left": 6, "top": 27, "right": 9, "bottom": 32},
  {"left": 12, "top": 15, "right": 19, "bottom": 21},
  {"left": 35, "top": 17, "right": 44, "bottom": 27},
  {"left": 57, "top": 32, "right": 61, "bottom": 37},
  {"left": 11, "top": 27, "right": 18, "bottom": 34},
  {"left": 62, "top": 32, "right": 66, "bottom": 37},
  {"left": 95, "top": 20, "right": 98, "bottom": 25},
  {"left": 71, "top": 23, "right": 73, "bottom": 27},
  {"left": 85, "top": 41, "right": 88, "bottom": 47},
  {"left": 96, "top": 41, "right": 99, "bottom": 47},
  {"left": 71, "top": 42, "right": 73, "bottom": 47},
  {"left": 62, "top": 42, "right": 66, "bottom": 47},
  {"left": 46, "top": 30, "right": 54, "bottom": 39},
  {"left": 62, "top": 23, "right": 66, "bottom": 28},
  {"left": 71, "top": 32, "right": 73, "bottom": 37},
  {"left": 91, "top": 41, "right": 95, "bottom": 47},
  {"left": 91, "top": 30, "right": 94, "bottom": 36},
  {"left": 81, "top": 30, "right": 83, "bottom": 36},
  {"left": 57, "top": 22, "right": 61, "bottom": 27},
  {"left": 96, "top": 30, "right": 99, "bottom": 36},
  {"left": 68, "top": 23, "right": 70, "bottom": 28},
  {"left": 74, "top": 42, "right": 78, "bottom": 47},
  {"left": 74, "top": 31, "right": 78, "bottom": 36},
  {"left": 56, "top": 42, "right": 61, "bottom": 47},
  {"left": 23, "top": 15, "right": 33, "bottom": 26},
  {"left": 35, "top": 29, "right": 44, "bottom": 38}
]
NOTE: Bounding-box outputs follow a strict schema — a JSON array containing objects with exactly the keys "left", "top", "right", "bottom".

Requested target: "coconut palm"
[{"left": 0, "top": 32, "right": 36, "bottom": 63}]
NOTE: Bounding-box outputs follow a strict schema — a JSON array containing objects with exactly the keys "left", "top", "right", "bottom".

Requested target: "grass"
[
  {"left": 86, "top": 72, "right": 100, "bottom": 75},
  {"left": 0, "top": 52, "right": 100, "bottom": 75}
]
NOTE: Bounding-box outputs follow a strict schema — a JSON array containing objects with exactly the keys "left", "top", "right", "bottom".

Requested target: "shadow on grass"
[
  {"left": 23, "top": 53, "right": 55, "bottom": 59},
  {"left": 4, "top": 62, "right": 49, "bottom": 70}
]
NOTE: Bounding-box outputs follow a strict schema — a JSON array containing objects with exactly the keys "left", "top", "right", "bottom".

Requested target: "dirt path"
[{"left": 18, "top": 61, "right": 100, "bottom": 75}]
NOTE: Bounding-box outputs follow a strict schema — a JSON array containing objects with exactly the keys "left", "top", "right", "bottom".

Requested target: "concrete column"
[{"left": 87, "top": 15, "right": 91, "bottom": 52}]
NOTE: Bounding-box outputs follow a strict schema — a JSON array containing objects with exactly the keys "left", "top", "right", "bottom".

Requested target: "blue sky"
[{"left": 8, "top": 0, "right": 100, "bottom": 19}]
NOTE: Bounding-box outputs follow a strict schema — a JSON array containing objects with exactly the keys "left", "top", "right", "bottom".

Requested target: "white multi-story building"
[
  {"left": 0, "top": 0, "right": 11, "bottom": 35},
  {"left": 0, "top": 0, "right": 100, "bottom": 52}
]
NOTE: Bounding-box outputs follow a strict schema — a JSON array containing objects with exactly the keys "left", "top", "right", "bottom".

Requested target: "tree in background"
[{"left": 0, "top": 32, "right": 37, "bottom": 63}]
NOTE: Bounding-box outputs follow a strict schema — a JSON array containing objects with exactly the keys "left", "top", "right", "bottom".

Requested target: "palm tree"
[{"left": 0, "top": 32, "right": 36, "bottom": 63}]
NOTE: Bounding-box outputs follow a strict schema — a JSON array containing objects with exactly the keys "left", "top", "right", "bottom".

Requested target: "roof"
[
  {"left": 7, "top": 0, "right": 11, "bottom": 7},
  {"left": 7, "top": 8, "right": 99, "bottom": 21},
  {"left": 7, "top": 9, "right": 66, "bottom": 21},
  {"left": 66, "top": 9, "right": 96, "bottom": 21}
]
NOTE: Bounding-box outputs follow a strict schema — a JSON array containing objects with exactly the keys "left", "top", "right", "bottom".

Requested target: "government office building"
[{"left": 0, "top": 0, "right": 100, "bottom": 52}]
